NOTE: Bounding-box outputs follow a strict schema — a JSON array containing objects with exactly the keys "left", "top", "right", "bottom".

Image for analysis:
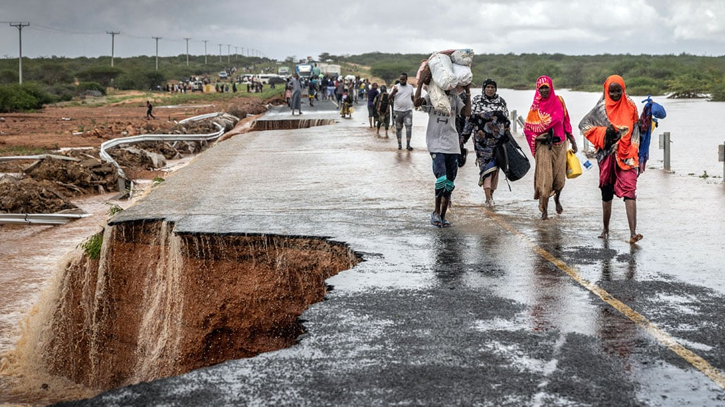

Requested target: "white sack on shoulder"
[
  {"left": 450, "top": 49, "right": 474, "bottom": 66},
  {"left": 428, "top": 52, "right": 457, "bottom": 91},
  {"left": 452, "top": 64, "right": 472, "bottom": 86},
  {"left": 426, "top": 82, "right": 451, "bottom": 114}
]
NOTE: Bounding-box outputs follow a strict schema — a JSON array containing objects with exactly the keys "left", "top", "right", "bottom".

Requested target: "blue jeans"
[{"left": 431, "top": 152, "right": 459, "bottom": 198}]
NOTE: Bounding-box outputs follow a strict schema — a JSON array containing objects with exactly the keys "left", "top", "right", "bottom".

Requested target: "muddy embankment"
[{"left": 4, "top": 220, "right": 359, "bottom": 404}]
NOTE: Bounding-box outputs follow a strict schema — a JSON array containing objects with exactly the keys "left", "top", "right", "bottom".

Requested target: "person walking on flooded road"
[
  {"left": 367, "top": 83, "right": 379, "bottom": 128},
  {"left": 289, "top": 73, "right": 302, "bottom": 116},
  {"left": 523, "top": 76, "right": 577, "bottom": 220},
  {"left": 467, "top": 78, "right": 510, "bottom": 207},
  {"left": 414, "top": 68, "right": 471, "bottom": 228},
  {"left": 375, "top": 85, "right": 391, "bottom": 137},
  {"left": 390, "top": 73, "right": 415, "bottom": 150},
  {"left": 579, "top": 75, "right": 642, "bottom": 244}
]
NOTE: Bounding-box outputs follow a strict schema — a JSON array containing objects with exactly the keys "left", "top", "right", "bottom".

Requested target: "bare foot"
[
  {"left": 598, "top": 230, "right": 609, "bottom": 239},
  {"left": 629, "top": 233, "right": 643, "bottom": 244},
  {"left": 540, "top": 212, "right": 548, "bottom": 220}
]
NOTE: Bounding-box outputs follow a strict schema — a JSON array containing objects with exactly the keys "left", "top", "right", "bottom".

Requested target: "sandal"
[
  {"left": 441, "top": 219, "right": 452, "bottom": 228},
  {"left": 430, "top": 212, "right": 442, "bottom": 228}
]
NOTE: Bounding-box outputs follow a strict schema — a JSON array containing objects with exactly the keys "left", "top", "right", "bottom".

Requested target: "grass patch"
[
  {"left": 0, "top": 146, "right": 55, "bottom": 156},
  {"left": 105, "top": 203, "right": 124, "bottom": 216},
  {"left": 80, "top": 231, "right": 103, "bottom": 260}
]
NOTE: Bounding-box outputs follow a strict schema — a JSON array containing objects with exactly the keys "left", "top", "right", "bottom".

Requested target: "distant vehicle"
[
  {"left": 268, "top": 76, "right": 287, "bottom": 85},
  {"left": 278, "top": 66, "right": 290, "bottom": 75},
  {"left": 218, "top": 71, "right": 228, "bottom": 79},
  {"left": 238, "top": 74, "right": 253, "bottom": 83},
  {"left": 319, "top": 63, "right": 341, "bottom": 78},
  {"left": 191, "top": 81, "right": 204, "bottom": 92},
  {"left": 295, "top": 63, "right": 313, "bottom": 78},
  {"left": 255, "top": 74, "right": 285, "bottom": 84}
]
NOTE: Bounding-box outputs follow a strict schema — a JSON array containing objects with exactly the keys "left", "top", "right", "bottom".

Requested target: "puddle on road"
[
  {"left": 1, "top": 220, "right": 360, "bottom": 406},
  {"left": 250, "top": 118, "right": 336, "bottom": 131}
]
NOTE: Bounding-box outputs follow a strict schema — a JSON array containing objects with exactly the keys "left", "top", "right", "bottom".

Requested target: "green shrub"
[
  {"left": 115, "top": 73, "right": 143, "bottom": 90},
  {"left": 0, "top": 70, "right": 19, "bottom": 85},
  {"left": 76, "top": 81, "right": 107, "bottom": 96},
  {"left": 76, "top": 66, "right": 122, "bottom": 87},
  {"left": 0, "top": 83, "right": 57, "bottom": 112},
  {"left": 20, "top": 82, "right": 58, "bottom": 105},
  {"left": 46, "top": 84, "right": 75, "bottom": 101}
]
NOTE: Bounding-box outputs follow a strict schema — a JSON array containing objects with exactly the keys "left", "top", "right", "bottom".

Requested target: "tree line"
[
  {"left": 0, "top": 54, "right": 273, "bottom": 112},
  {"left": 341, "top": 52, "right": 725, "bottom": 100},
  {"left": 2, "top": 52, "right": 725, "bottom": 112}
]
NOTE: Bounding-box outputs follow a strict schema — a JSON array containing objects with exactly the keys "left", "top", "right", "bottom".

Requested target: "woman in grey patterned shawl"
[{"left": 467, "top": 79, "right": 510, "bottom": 207}]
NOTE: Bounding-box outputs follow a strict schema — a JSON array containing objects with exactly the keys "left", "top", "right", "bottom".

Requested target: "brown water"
[
  {"left": 0, "top": 207, "right": 358, "bottom": 406},
  {"left": 0, "top": 194, "right": 117, "bottom": 406}
]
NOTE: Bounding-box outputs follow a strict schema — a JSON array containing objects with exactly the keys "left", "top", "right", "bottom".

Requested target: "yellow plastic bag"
[{"left": 566, "top": 149, "right": 582, "bottom": 179}]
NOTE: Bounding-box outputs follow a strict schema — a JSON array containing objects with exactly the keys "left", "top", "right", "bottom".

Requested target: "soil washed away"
[
  {"left": 1, "top": 220, "right": 360, "bottom": 405},
  {"left": 250, "top": 118, "right": 336, "bottom": 131}
]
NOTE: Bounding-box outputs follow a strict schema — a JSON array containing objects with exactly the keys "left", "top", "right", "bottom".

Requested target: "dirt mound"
[
  {"left": 25, "top": 156, "right": 118, "bottom": 195},
  {"left": 0, "top": 177, "right": 78, "bottom": 213}
]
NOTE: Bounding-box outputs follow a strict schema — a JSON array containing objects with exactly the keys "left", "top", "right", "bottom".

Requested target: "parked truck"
[
  {"left": 278, "top": 66, "right": 290, "bottom": 76},
  {"left": 319, "top": 63, "right": 341, "bottom": 78},
  {"left": 295, "top": 63, "right": 313, "bottom": 78}
]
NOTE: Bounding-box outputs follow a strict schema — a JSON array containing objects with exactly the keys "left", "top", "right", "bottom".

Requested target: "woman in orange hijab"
[{"left": 578, "top": 75, "right": 642, "bottom": 243}]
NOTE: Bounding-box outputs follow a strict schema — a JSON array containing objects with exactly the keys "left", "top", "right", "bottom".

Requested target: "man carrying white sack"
[
  {"left": 389, "top": 72, "right": 415, "bottom": 150},
  {"left": 414, "top": 68, "right": 471, "bottom": 228}
]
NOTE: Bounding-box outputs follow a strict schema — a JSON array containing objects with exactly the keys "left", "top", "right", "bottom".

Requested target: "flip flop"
[
  {"left": 629, "top": 234, "right": 643, "bottom": 244},
  {"left": 430, "top": 212, "right": 442, "bottom": 228},
  {"left": 441, "top": 219, "right": 452, "bottom": 228}
]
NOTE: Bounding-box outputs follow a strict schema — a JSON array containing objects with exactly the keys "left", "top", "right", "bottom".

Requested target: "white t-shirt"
[
  {"left": 423, "top": 93, "right": 463, "bottom": 154},
  {"left": 392, "top": 83, "right": 414, "bottom": 112}
]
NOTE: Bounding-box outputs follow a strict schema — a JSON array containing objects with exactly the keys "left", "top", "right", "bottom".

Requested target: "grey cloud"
[{"left": 1, "top": 0, "right": 725, "bottom": 60}]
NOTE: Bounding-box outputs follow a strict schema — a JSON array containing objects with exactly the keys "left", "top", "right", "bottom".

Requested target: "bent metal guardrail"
[
  {"left": 99, "top": 112, "right": 228, "bottom": 180},
  {"left": 0, "top": 113, "right": 231, "bottom": 225},
  {"left": 0, "top": 213, "right": 91, "bottom": 225}
]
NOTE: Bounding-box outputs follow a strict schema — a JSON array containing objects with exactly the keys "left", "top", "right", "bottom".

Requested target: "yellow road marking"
[{"left": 487, "top": 211, "right": 725, "bottom": 390}]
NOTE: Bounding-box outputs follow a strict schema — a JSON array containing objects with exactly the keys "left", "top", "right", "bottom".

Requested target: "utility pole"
[
  {"left": 153, "top": 37, "right": 162, "bottom": 70},
  {"left": 203, "top": 40, "right": 208, "bottom": 64},
  {"left": 10, "top": 22, "right": 29, "bottom": 84},
  {"left": 218, "top": 43, "right": 222, "bottom": 63},
  {"left": 106, "top": 31, "right": 119, "bottom": 67},
  {"left": 227, "top": 44, "right": 231, "bottom": 64},
  {"left": 184, "top": 37, "right": 190, "bottom": 66}
]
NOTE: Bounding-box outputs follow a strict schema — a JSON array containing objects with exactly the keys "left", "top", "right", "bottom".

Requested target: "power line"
[
  {"left": 29, "top": 23, "right": 104, "bottom": 35},
  {"left": 3, "top": 20, "right": 266, "bottom": 63}
]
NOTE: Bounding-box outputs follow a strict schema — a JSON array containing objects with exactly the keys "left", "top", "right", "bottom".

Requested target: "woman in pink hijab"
[{"left": 523, "top": 76, "right": 578, "bottom": 220}]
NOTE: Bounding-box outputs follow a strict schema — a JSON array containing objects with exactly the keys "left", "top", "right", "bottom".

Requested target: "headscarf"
[
  {"left": 578, "top": 75, "right": 640, "bottom": 170},
  {"left": 523, "top": 76, "right": 572, "bottom": 156},
  {"left": 471, "top": 78, "right": 508, "bottom": 117}
]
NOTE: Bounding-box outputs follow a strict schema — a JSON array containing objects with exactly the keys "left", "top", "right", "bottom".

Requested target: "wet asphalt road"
[{"left": 60, "top": 97, "right": 725, "bottom": 406}]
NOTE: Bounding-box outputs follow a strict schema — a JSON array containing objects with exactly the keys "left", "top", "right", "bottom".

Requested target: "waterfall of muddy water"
[
  {"left": 2, "top": 219, "right": 359, "bottom": 405},
  {"left": 250, "top": 118, "right": 336, "bottom": 131}
]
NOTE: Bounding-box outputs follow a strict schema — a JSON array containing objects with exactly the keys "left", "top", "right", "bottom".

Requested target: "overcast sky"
[{"left": 2, "top": 0, "right": 725, "bottom": 62}]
